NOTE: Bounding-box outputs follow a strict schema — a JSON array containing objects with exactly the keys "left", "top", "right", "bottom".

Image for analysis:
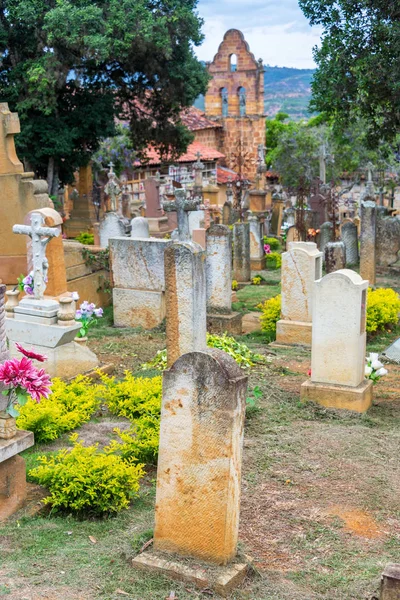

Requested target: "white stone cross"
[
  {"left": 162, "top": 189, "right": 201, "bottom": 241},
  {"left": 13, "top": 212, "right": 60, "bottom": 300},
  {"left": 105, "top": 162, "right": 122, "bottom": 214}
]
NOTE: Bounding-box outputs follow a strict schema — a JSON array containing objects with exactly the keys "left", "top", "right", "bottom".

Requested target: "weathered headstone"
[
  {"left": 232, "top": 222, "right": 251, "bottom": 283},
  {"left": 270, "top": 192, "right": 284, "bottom": 235},
  {"left": 110, "top": 237, "right": 172, "bottom": 329},
  {"left": 285, "top": 225, "right": 300, "bottom": 245},
  {"left": 324, "top": 241, "right": 346, "bottom": 274},
  {"left": 192, "top": 228, "right": 206, "bottom": 249},
  {"left": 380, "top": 564, "right": 400, "bottom": 600},
  {"left": 206, "top": 225, "right": 242, "bottom": 334},
  {"left": 276, "top": 242, "right": 322, "bottom": 346},
  {"left": 163, "top": 189, "right": 201, "bottom": 242},
  {"left": 222, "top": 201, "right": 233, "bottom": 226},
  {"left": 341, "top": 221, "right": 359, "bottom": 266},
  {"left": 164, "top": 242, "right": 207, "bottom": 366},
  {"left": 248, "top": 214, "right": 266, "bottom": 270},
  {"left": 376, "top": 209, "right": 400, "bottom": 267},
  {"left": 360, "top": 201, "right": 376, "bottom": 285},
  {"left": 99, "top": 212, "right": 130, "bottom": 247},
  {"left": 144, "top": 177, "right": 170, "bottom": 233},
  {"left": 319, "top": 221, "right": 334, "bottom": 256},
  {"left": 301, "top": 269, "right": 373, "bottom": 412},
  {"left": 130, "top": 216, "right": 150, "bottom": 239}
]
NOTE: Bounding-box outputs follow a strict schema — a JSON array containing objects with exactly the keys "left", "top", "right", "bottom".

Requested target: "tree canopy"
[
  {"left": 299, "top": 0, "right": 400, "bottom": 146},
  {"left": 0, "top": 0, "right": 209, "bottom": 192}
]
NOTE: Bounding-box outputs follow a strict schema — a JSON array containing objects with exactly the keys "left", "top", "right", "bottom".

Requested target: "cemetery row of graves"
[{"left": 0, "top": 106, "right": 399, "bottom": 599}]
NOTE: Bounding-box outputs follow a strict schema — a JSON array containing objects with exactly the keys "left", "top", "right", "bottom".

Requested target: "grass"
[{"left": 233, "top": 280, "right": 281, "bottom": 313}]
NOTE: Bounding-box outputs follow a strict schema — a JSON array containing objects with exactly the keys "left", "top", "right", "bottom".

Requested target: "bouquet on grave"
[
  {"left": 365, "top": 353, "right": 388, "bottom": 383},
  {"left": 0, "top": 344, "right": 52, "bottom": 417},
  {"left": 75, "top": 301, "right": 103, "bottom": 338}
]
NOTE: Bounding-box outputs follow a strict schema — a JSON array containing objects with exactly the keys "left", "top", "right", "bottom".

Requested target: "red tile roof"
[
  {"left": 180, "top": 107, "right": 222, "bottom": 131},
  {"left": 136, "top": 141, "right": 225, "bottom": 166},
  {"left": 217, "top": 165, "right": 239, "bottom": 184}
]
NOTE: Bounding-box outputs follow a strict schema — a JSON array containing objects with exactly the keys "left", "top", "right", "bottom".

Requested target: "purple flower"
[
  {"left": 24, "top": 285, "right": 34, "bottom": 295},
  {"left": 75, "top": 309, "right": 82, "bottom": 319},
  {"left": 94, "top": 308, "right": 103, "bottom": 318}
]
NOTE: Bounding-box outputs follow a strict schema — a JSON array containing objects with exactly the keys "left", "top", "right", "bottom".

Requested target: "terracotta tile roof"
[
  {"left": 136, "top": 141, "right": 225, "bottom": 166},
  {"left": 180, "top": 107, "right": 222, "bottom": 131},
  {"left": 217, "top": 165, "right": 239, "bottom": 184}
]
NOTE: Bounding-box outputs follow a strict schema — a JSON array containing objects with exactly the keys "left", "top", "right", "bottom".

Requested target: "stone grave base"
[
  {"left": 0, "top": 430, "right": 34, "bottom": 521},
  {"left": 276, "top": 319, "right": 312, "bottom": 346},
  {"left": 132, "top": 551, "right": 251, "bottom": 598},
  {"left": 113, "top": 288, "right": 165, "bottom": 330},
  {"left": 9, "top": 340, "right": 99, "bottom": 380},
  {"left": 147, "top": 216, "right": 170, "bottom": 234},
  {"left": 207, "top": 312, "right": 242, "bottom": 335},
  {"left": 300, "top": 379, "right": 373, "bottom": 413},
  {"left": 250, "top": 257, "right": 266, "bottom": 270}
]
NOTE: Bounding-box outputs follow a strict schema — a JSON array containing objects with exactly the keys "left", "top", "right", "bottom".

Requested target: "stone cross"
[
  {"left": 104, "top": 162, "right": 122, "bottom": 214},
  {"left": 162, "top": 189, "right": 200, "bottom": 241},
  {"left": 13, "top": 212, "right": 59, "bottom": 300}
]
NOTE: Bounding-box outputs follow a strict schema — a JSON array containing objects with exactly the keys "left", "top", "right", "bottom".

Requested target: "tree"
[
  {"left": 299, "top": 0, "right": 400, "bottom": 146},
  {"left": 0, "top": 0, "right": 209, "bottom": 193}
]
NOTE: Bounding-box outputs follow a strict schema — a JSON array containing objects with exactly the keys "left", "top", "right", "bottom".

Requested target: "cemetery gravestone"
[
  {"left": 360, "top": 201, "right": 376, "bottom": 285},
  {"left": 376, "top": 209, "right": 400, "bottom": 268},
  {"left": 206, "top": 225, "right": 242, "bottom": 334},
  {"left": 110, "top": 237, "right": 172, "bottom": 329},
  {"left": 248, "top": 214, "right": 266, "bottom": 270},
  {"left": 341, "top": 221, "right": 359, "bottom": 266},
  {"left": 380, "top": 564, "right": 400, "bottom": 600},
  {"left": 324, "top": 241, "right": 346, "bottom": 274},
  {"left": 276, "top": 242, "right": 322, "bottom": 346},
  {"left": 130, "top": 216, "right": 150, "bottom": 239},
  {"left": 232, "top": 222, "right": 251, "bottom": 283},
  {"left": 319, "top": 221, "right": 334, "bottom": 257},
  {"left": 301, "top": 269, "right": 373, "bottom": 412},
  {"left": 144, "top": 177, "right": 170, "bottom": 233},
  {"left": 163, "top": 189, "right": 200, "bottom": 242}
]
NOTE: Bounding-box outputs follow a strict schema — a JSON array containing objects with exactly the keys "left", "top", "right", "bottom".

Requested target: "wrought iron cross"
[{"left": 13, "top": 212, "right": 60, "bottom": 300}]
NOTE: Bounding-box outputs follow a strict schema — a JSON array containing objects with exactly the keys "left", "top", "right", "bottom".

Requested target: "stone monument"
[
  {"left": 276, "top": 242, "right": 322, "bottom": 346},
  {"left": 360, "top": 201, "right": 376, "bottom": 285},
  {"left": 206, "top": 225, "right": 242, "bottom": 334},
  {"left": 248, "top": 214, "right": 266, "bottom": 270},
  {"left": 301, "top": 269, "right": 373, "bottom": 412},
  {"left": 232, "top": 222, "right": 251, "bottom": 283},
  {"left": 324, "top": 241, "right": 346, "bottom": 274},
  {"left": 341, "top": 221, "right": 359, "bottom": 266},
  {"left": 162, "top": 189, "right": 201, "bottom": 242},
  {"left": 99, "top": 164, "right": 131, "bottom": 247}
]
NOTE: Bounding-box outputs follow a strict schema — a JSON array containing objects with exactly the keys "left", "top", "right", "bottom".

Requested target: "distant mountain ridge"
[
  {"left": 193, "top": 64, "right": 316, "bottom": 121},
  {"left": 264, "top": 65, "right": 315, "bottom": 120}
]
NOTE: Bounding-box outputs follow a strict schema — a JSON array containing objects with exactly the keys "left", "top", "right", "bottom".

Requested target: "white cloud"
[{"left": 195, "top": 0, "right": 322, "bottom": 69}]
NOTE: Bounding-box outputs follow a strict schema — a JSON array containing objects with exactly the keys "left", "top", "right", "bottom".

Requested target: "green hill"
[{"left": 264, "top": 65, "right": 315, "bottom": 120}]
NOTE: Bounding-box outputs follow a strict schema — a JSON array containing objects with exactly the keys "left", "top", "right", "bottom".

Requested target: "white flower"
[
  {"left": 368, "top": 353, "right": 379, "bottom": 363},
  {"left": 365, "top": 366, "right": 373, "bottom": 376},
  {"left": 371, "top": 359, "right": 384, "bottom": 370},
  {"left": 375, "top": 367, "right": 388, "bottom": 377},
  {"left": 71, "top": 291, "right": 79, "bottom": 301}
]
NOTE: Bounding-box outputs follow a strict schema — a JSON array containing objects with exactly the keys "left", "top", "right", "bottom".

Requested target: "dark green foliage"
[
  {"left": 0, "top": 0, "right": 209, "bottom": 189},
  {"left": 299, "top": 0, "right": 400, "bottom": 145}
]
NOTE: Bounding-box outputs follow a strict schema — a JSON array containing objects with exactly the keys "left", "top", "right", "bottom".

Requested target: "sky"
[{"left": 195, "top": 0, "right": 322, "bottom": 69}]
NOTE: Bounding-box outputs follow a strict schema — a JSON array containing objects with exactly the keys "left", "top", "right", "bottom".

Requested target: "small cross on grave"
[
  {"left": 162, "top": 189, "right": 200, "bottom": 241},
  {"left": 105, "top": 161, "right": 122, "bottom": 214},
  {"left": 13, "top": 212, "right": 60, "bottom": 300},
  {"left": 193, "top": 151, "right": 204, "bottom": 191}
]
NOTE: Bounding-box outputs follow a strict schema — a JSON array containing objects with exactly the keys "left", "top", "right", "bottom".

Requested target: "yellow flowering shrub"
[
  {"left": 366, "top": 288, "right": 400, "bottom": 334},
  {"left": 252, "top": 276, "right": 262, "bottom": 285},
  {"left": 232, "top": 279, "right": 239, "bottom": 290},
  {"left": 98, "top": 372, "right": 162, "bottom": 420},
  {"left": 259, "top": 294, "right": 281, "bottom": 341},
  {"left": 30, "top": 434, "right": 144, "bottom": 515},
  {"left": 106, "top": 415, "right": 160, "bottom": 465},
  {"left": 16, "top": 376, "right": 102, "bottom": 443},
  {"left": 266, "top": 251, "right": 282, "bottom": 269}
]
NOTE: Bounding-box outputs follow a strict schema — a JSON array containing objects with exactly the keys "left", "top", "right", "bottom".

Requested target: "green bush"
[
  {"left": 259, "top": 294, "right": 281, "bottom": 341},
  {"left": 30, "top": 434, "right": 144, "bottom": 515},
  {"left": 266, "top": 251, "right": 282, "bottom": 269},
  {"left": 263, "top": 236, "right": 281, "bottom": 251},
  {"left": 17, "top": 376, "right": 102, "bottom": 443},
  {"left": 366, "top": 288, "right": 400, "bottom": 333},
  {"left": 98, "top": 372, "right": 162, "bottom": 421},
  {"left": 106, "top": 415, "right": 160, "bottom": 465},
  {"left": 75, "top": 232, "right": 94, "bottom": 245}
]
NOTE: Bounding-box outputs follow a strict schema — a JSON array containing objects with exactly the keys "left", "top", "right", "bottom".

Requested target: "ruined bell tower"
[{"left": 204, "top": 29, "right": 265, "bottom": 181}]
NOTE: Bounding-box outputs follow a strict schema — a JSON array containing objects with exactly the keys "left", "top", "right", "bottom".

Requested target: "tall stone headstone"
[
  {"left": 144, "top": 177, "right": 170, "bottom": 233},
  {"left": 0, "top": 104, "right": 52, "bottom": 285},
  {"left": 360, "top": 201, "right": 376, "bottom": 285},
  {"left": 301, "top": 269, "right": 373, "bottom": 412},
  {"left": 206, "top": 225, "right": 242, "bottom": 334},
  {"left": 376, "top": 209, "right": 400, "bottom": 268},
  {"left": 164, "top": 242, "right": 207, "bottom": 367},
  {"left": 153, "top": 349, "right": 247, "bottom": 564},
  {"left": 248, "top": 214, "right": 266, "bottom": 270},
  {"left": 341, "top": 221, "right": 359, "bottom": 266},
  {"left": 324, "top": 241, "right": 346, "bottom": 274},
  {"left": 232, "top": 222, "right": 251, "bottom": 283},
  {"left": 319, "top": 221, "right": 334, "bottom": 257},
  {"left": 276, "top": 242, "right": 322, "bottom": 346},
  {"left": 270, "top": 192, "right": 284, "bottom": 235}
]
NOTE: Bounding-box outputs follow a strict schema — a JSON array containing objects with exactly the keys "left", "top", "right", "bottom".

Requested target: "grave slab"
[
  {"left": 301, "top": 379, "right": 373, "bottom": 413},
  {"left": 207, "top": 311, "right": 243, "bottom": 335},
  {"left": 113, "top": 288, "right": 165, "bottom": 329},
  {"left": 382, "top": 338, "right": 400, "bottom": 364}
]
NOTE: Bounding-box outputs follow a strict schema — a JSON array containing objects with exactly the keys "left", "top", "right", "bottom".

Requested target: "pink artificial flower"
[
  {"left": 307, "top": 369, "right": 312, "bottom": 377},
  {"left": 264, "top": 244, "right": 271, "bottom": 254},
  {"left": 25, "top": 368, "right": 52, "bottom": 403},
  {"left": 0, "top": 357, "right": 36, "bottom": 387},
  {"left": 15, "top": 343, "right": 47, "bottom": 363}
]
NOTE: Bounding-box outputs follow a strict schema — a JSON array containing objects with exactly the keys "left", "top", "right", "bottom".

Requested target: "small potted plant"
[
  {"left": 0, "top": 344, "right": 52, "bottom": 439},
  {"left": 75, "top": 301, "right": 103, "bottom": 345}
]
